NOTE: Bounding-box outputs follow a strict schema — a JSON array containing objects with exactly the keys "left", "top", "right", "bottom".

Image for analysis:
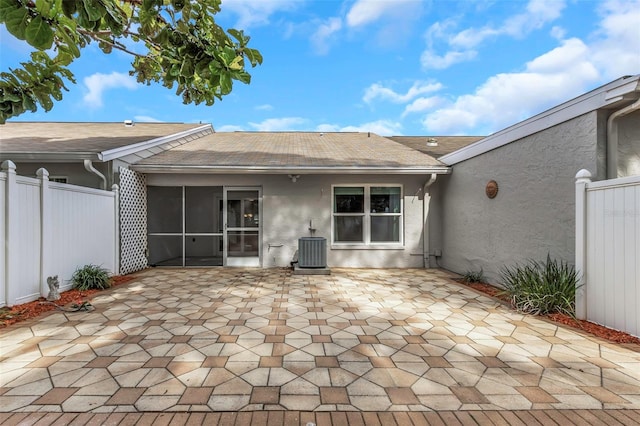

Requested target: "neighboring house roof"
[
  {"left": 0, "top": 122, "right": 213, "bottom": 162},
  {"left": 132, "top": 131, "right": 450, "bottom": 174},
  {"left": 387, "top": 136, "right": 484, "bottom": 158},
  {"left": 440, "top": 74, "right": 640, "bottom": 166}
]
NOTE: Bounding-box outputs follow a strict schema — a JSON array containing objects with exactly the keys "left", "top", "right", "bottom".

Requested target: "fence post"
[
  {"left": 112, "top": 184, "right": 120, "bottom": 275},
  {"left": 575, "top": 169, "right": 591, "bottom": 320},
  {"left": 2, "top": 160, "right": 18, "bottom": 306},
  {"left": 37, "top": 168, "right": 51, "bottom": 298}
]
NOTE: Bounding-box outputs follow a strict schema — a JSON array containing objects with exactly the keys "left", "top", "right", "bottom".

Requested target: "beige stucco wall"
[
  {"left": 146, "top": 173, "right": 430, "bottom": 268},
  {"left": 432, "top": 111, "right": 604, "bottom": 284}
]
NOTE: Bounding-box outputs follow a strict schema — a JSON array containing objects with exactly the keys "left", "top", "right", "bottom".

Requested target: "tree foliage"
[{"left": 0, "top": 0, "right": 263, "bottom": 123}]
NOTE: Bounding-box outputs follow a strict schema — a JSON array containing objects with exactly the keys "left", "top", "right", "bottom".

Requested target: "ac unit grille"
[{"left": 298, "top": 237, "right": 327, "bottom": 268}]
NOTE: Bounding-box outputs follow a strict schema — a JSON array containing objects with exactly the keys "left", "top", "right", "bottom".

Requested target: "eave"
[{"left": 130, "top": 164, "right": 452, "bottom": 175}]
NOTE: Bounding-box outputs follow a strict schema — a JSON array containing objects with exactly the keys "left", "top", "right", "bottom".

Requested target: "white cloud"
[
  {"left": 364, "top": 81, "right": 443, "bottom": 104},
  {"left": 220, "top": 0, "right": 299, "bottom": 28},
  {"left": 422, "top": 38, "right": 600, "bottom": 134},
  {"left": 83, "top": 72, "right": 137, "bottom": 108},
  {"left": 310, "top": 17, "right": 342, "bottom": 55},
  {"left": 420, "top": 49, "right": 477, "bottom": 70},
  {"left": 255, "top": 104, "right": 274, "bottom": 111},
  {"left": 134, "top": 115, "right": 162, "bottom": 122},
  {"left": 423, "top": 0, "right": 566, "bottom": 70},
  {"left": 402, "top": 96, "right": 444, "bottom": 117},
  {"left": 589, "top": 0, "right": 640, "bottom": 80},
  {"left": 248, "top": 117, "right": 307, "bottom": 131},
  {"left": 346, "top": 0, "right": 399, "bottom": 28},
  {"left": 317, "top": 120, "right": 403, "bottom": 136}
]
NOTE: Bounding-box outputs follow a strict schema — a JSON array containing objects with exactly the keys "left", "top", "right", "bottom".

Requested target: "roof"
[
  {"left": 388, "top": 136, "right": 484, "bottom": 158},
  {"left": 0, "top": 122, "right": 211, "bottom": 162},
  {"left": 440, "top": 74, "right": 640, "bottom": 166},
  {"left": 132, "top": 131, "right": 450, "bottom": 175}
]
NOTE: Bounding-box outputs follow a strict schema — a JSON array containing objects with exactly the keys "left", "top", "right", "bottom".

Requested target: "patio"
[{"left": 1, "top": 268, "right": 639, "bottom": 422}]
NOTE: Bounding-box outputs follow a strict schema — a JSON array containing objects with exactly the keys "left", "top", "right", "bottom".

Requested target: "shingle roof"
[
  {"left": 133, "top": 131, "right": 449, "bottom": 173},
  {"left": 0, "top": 122, "right": 206, "bottom": 154},
  {"left": 387, "top": 136, "right": 484, "bottom": 158}
]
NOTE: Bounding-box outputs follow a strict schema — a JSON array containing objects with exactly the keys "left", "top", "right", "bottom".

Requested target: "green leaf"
[
  {"left": 82, "top": 0, "right": 104, "bottom": 22},
  {"left": 0, "top": 0, "right": 20, "bottom": 23},
  {"left": 25, "top": 16, "right": 54, "bottom": 50},
  {"left": 61, "top": 0, "right": 76, "bottom": 18},
  {"left": 4, "top": 7, "right": 28, "bottom": 40},
  {"left": 233, "top": 71, "right": 251, "bottom": 85},
  {"left": 219, "top": 72, "right": 231, "bottom": 95},
  {"left": 244, "top": 48, "right": 263, "bottom": 67}
]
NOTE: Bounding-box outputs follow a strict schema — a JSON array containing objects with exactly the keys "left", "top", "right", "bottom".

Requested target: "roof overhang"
[
  {"left": 0, "top": 152, "right": 100, "bottom": 162},
  {"left": 99, "top": 124, "right": 212, "bottom": 161},
  {"left": 440, "top": 75, "right": 640, "bottom": 166},
  {"left": 130, "top": 165, "right": 452, "bottom": 175}
]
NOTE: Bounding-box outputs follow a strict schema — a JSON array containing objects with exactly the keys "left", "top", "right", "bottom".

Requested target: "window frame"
[{"left": 331, "top": 184, "right": 404, "bottom": 248}]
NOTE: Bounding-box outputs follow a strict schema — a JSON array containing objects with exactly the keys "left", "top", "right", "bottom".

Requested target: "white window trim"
[{"left": 331, "top": 184, "right": 404, "bottom": 249}]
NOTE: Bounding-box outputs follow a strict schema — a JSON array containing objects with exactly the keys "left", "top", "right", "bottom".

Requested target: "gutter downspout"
[
  {"left": 84, "top": 159, "right": 107, "bottom": 190},
  {"left": 422, "top": 173, "right": 437, "bottom": 268},
  {"left": 607, "top": 98, "right": 640, "bottom": 179}
]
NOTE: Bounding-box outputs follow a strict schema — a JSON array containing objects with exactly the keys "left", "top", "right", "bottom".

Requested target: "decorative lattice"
[{"left": 119, "top": 167, "right": 148, "bottom": 274}]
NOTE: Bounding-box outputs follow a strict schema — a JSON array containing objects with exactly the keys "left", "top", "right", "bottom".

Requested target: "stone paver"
[{"left": 1, "top": 267, "right": 639, "bottom": 418}]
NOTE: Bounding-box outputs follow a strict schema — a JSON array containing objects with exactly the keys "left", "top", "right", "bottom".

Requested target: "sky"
[{"left": 1, "top": 0, "right": 639, "bottom": 136}]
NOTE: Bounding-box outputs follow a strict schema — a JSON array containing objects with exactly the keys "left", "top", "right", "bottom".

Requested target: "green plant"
[
  {"left": 71, "top": 264, "right": 111, "bottom": 291},
  {"left": 500, "top": 255, "right": 580, "bottom": 316},
  {"left": 462, "top": 269, "right": 484, "bottom": 283}
]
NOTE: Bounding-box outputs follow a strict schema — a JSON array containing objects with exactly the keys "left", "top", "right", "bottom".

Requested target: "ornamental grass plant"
[
  {"left": 71, "top": 264, "right": 111, "bottom": 291},
  {"left": 500, "top": 255, "right": 580, "bottom": 316}
]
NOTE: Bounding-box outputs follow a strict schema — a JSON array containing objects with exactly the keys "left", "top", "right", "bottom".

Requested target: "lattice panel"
[{"left": 119, "top": 167, "right": 148, "bottom": 274}]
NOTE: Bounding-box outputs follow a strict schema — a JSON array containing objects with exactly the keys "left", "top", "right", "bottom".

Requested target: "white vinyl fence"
[
  {"left": 575, "top": 169, "right": 640, "bottom": 338},
  {"left": 1, "top": 160, "right": 119, "bottom": 307}
]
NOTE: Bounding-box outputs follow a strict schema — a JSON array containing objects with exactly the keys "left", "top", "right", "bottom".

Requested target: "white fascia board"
[
  {"left": 130, "top": 165, "right": 452, "bottom": 175},
  {"left": 0, "top": 152, "right": 99, "bottom": 162},
  {"left": 99, "top": 124, "right": 212, "bottom": 162},
  {"left": 440, "top": 75, "right": 640, "bottom": 166}
]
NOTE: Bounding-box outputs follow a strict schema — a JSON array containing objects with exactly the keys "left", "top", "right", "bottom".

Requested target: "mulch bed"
[
  {"left": 456, "top": 278, "right": 640, "bottom": 345},
  {"left": 2, "top": 274, "right": 639, "bottom": 345},
  {"left": 0, "top": 275, "right": 135, "bottom": 328}
]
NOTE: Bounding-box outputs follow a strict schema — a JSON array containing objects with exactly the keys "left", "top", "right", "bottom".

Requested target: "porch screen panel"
[{"left": 119, "top": 167, "right": 148, "bottom": 274}]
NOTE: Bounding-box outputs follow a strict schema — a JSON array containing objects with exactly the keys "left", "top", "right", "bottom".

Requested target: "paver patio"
[{"left": 1, "top": 268, "right": 639, "bottom": 418}]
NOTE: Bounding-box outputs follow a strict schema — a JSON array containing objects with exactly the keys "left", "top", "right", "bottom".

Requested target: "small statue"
[{"left": 47, "top": 275, "right": 60, "bottom": 301}]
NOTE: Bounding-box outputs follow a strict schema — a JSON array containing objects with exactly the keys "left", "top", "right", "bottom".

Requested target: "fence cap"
[
  {"left": 1, "top": 160, "right": 16, "bottom": 171},
  {"left": 575, "top": 169, "right": 592, "bottom": 182}
]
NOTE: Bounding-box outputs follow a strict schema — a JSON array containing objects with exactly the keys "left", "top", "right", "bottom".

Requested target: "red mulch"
[
  {"left": 0, "top": 275, "right": 135, "bottom": 328},
  {"left": 456, "top": 278, "right": 640, "bottom": 345}
]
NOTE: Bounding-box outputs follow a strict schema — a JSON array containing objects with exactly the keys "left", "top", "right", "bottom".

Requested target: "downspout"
[
  {"left": 84, "top": 159, "right": 107, "bottom": 190},
  {"left": 607, "top": 98, "right": 640, "bottom": 179},
  {"left": 422, "top": 173, "right": 437, "bottom": 268}
]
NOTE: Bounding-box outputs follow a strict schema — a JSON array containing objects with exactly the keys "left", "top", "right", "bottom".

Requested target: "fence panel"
[
  {"left": 2, "top": 161, "right": 118, "bottom": 307},
  {"left": 0, "top": 172, "right": 5, "bottom": 306},
  {"left": 49, "top": 183, "right": 116, "bottom": 292},
  {"left": 577, "top": 171, "right": 640, "bottom": 337},
  {"left": 12, "top": 176, "right": 42, "bottom": 305}
]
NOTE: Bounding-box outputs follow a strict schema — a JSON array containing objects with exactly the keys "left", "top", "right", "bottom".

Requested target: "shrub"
[
  {"left": 462, "top": 269, "right": 484, "bottom": 283},
  {"left": 71, "top": 264, "right": 111, "bottom": 291},
  {"left": 500, "top": 255, "right": 580, "bottom": 316}
]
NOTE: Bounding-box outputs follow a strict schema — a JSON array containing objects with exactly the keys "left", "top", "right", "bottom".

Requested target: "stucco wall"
[
  {"left": 145, "top": 173, "right": 429, "bottom": 268},
  {"left": 12, "top": 162, "right": 110, "bottom": 189},
  {"left": 433, "top": 111, "right": 602, "bottom": 284}
]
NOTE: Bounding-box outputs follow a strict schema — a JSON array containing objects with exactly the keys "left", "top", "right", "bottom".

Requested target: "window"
[{"left": 332, "top": 185, "right": 402, "bottom": 245}]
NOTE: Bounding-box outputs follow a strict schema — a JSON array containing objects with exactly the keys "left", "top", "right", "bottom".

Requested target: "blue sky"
[{"left": 2, "top": 0, "right": 639, "bottom": 136}]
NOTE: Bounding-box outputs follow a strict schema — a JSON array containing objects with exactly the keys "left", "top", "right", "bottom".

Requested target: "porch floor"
[{"left": 1, "top": 268, "right": 639, "bottom": 424}]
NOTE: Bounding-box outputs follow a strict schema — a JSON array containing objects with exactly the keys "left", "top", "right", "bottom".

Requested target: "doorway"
[{"left": 147, "top": 186, "right": 261, "bottom": 267}]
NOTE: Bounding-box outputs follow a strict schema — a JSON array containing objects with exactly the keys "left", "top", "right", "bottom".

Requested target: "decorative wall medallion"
[{"left": 486, "top": 180, "right": 499, "bottom": 199}]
